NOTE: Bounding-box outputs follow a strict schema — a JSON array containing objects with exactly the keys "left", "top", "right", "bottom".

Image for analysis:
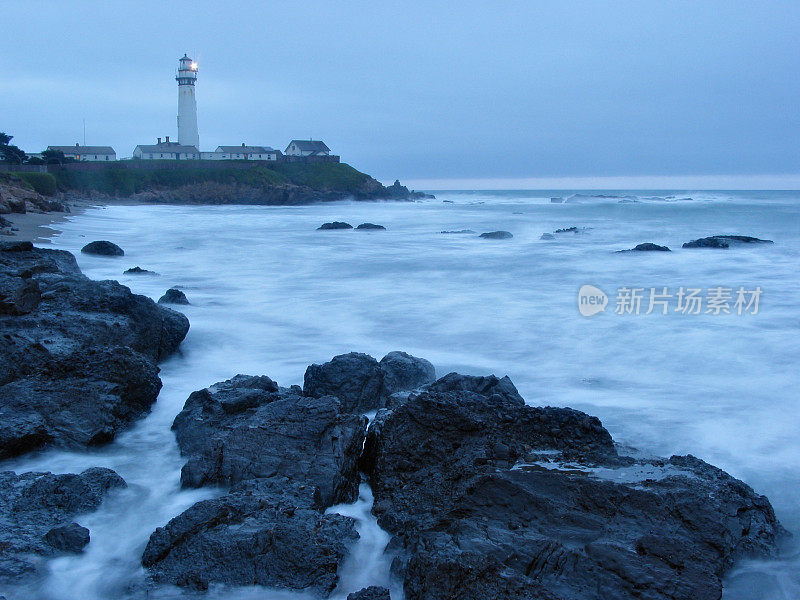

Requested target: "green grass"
[
  {"left": 0, "top": 172, "right": 58, "bottom": 196},
  {"left": 49, "top": 162, "right": 372, "bottom": 197}
]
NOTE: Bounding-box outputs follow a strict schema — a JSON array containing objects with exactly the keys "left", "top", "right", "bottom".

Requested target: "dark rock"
[
  {"left": 617, "top": 243, "right": 671, "bottom": 252},
  {"left": 479, "top": 231, "right": 513, "bottom": 240},
  {"left": 80, "top": 240, "right": 124, "bottom": 256},
  {"left": 172, "top": 374, "right": 366, "bottom": 506},
  {"left": 424, "top": 372, "right": 524, "bottom": 405},
  {"left": 347, "top": 586, "right": 391, "bottom": 600},
  {"left": 550, "top": 197, "right": 564, "bottom": 203},
  {"left": 0, "top": 244, "right": 189, "bottom": 458},
  {"left": 142, "top": 477, "right": 358, "bottom": 595},
  {"left": 683, "top": 235, "right": 774, "bottom": 249},
  {"left": 380, "top": 351, "right": 436, "bottom": 396},
  {"left": 44, "top": 523, "right": 90, "bottom": 552},
  {"left": 124, "top": 266, "right": 158, "bottom": 275},
  {"left": 440, "top": 229, "right": 475, "bottom": 234},
  {"left": 0, "top": 275, "right": 41, "bottom": 314},
  {"left": 158, "top": 287, "right": 189, "bottom": 305},
  {"left": 356, "top": 223, "right": 386, "bottom": 230},
  {"left": 362, "top": 389, "right": 785, "bottom": 600},
  {"left": 540, "top": 233, "right": 555, "bottom": 240},
  {"left": 304, "top": 351, "right": 436, "bottom": 413},
  {"left": 0, "top": 216, "right": 12, "bottom": 228},
  {"left": 385, "top": 180, "right": 434, "bottom": 200},
  {"left": 0, "top": 467, "right": 125, "bottom": 580},
  {"left": 318, "top": 221, "right": 353, "bottom": 230},
  {"left": 554, "top": 226, "right": 578, "bottom": 233}
]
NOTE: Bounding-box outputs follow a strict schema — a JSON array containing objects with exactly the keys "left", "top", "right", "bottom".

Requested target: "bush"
[{"left": 16, "top": 172, "right": 57, "bottom": 196}]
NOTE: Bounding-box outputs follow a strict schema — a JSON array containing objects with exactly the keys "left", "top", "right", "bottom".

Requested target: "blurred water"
[{"left": 2, "top": 190, "right": 799, "bottom": 599}]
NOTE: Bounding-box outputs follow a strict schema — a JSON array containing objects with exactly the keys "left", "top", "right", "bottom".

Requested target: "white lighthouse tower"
[{"left": 176, "top": 54, "right": 199, "bottom": 148}]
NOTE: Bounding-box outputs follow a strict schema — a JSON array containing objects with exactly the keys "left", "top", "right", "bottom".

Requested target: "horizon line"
[{"left": 395, "top": 174, "right": 800, "bottom": 191}]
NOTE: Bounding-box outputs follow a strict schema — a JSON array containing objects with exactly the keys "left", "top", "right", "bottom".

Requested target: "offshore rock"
[
  {"left": 80, "top": 240, "right": 124, "bottom": 256},
  {"left": 158, "top": 287, "right": 189, "bottom": 305},
  {"left": 683, "top": 235, "right": 774, "bottom": 249}
]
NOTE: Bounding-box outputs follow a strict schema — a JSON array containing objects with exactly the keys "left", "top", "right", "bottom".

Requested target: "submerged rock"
[
  {"left": 124, "top": 266, "right": 158, "bottom": 275},
  {"left": 617, "top": 243, "right": 671, "bottom": 252},
  {"left": 440, "top": 229, "right": 475, "bottom": 234},
  {"left": 0, "top": 467, "right": 125, "bottom": 581},
  {"left": 80, "top": 240, "right": 124, "bottom": 256},
  {"left": 347, "top": 586, "right": 391, "bottom": 600},
  {"left": 683, "top": 235, "right": 774, "bottom": 249},
  {"left": 554, "top": 226, "right": 579, "bottom": 233},
  {"left": 361, "top": 386, "right": 786, "bottom": 600},
  {"left": 142, "top": 478, "right": 357, "bottom": 594},
  {"left": 479, "top": 231, "right": 513, "bottom": 240},
  {"left": 0, "top": 243, "right": 189, "bottom": 458},
  {"left": 356, "top": 223, "right": 386, "bottom": 230},
  {"left": 540, "top": 233, "right": 555, "bottom": 240},
  {"left": 550, "top": 197, "right": 564, "bottom": 203},
  {"left": 318, "top": 221, "right": 353, "bottom": 230},
  {"left": 158, "top": 287, "right": 189, "bottom": 305},
  {"left": 303, "top": 351, "right": 436, "bottom": 413},
  {"left": 44, "top": 523, "right": 90, "bottom": 553}
]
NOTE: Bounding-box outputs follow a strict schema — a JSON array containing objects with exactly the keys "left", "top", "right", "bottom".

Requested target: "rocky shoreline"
[{"left": 0, "top": 244, "right": 789, "bottom": 599}]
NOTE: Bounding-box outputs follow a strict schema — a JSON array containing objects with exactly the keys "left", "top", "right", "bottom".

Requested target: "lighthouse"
[{"left": 176, "top": 54, "right": 199, "bottom": 148}]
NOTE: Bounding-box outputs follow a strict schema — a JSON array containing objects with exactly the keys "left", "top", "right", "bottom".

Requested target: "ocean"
[{"left": 4, "top": 190, "right": 800, "bottom": 599}]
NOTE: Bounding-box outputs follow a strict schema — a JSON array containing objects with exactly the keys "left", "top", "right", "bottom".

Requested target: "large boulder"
[
  {"left": 0, "top": 467, "right": 125, "bottom": 581},
  {"left": 304, "top": 351, "right": 436, "bottom": 413},
  {"left": 361, "top": 389, "right": 786, "bottom": 600},
  {"left": 479, "top": 231, "right": 513, "bottom": 240},
  {"left": 683, "top": 235, "right": 773, "bottom": 249},
  {"left": 142, "top": 477, "right": 358, "bottom": 594},
  {"left": 80, "top": 240, "right": 124, "bottom": 256},
  {"left": 617, "top": 243, "right": 671, "bottom": 252},
  {"left": 318, "top": 221, "right": 353, "bottom": 230},
  {"left": 0, "top": 242, "right": 189, "bottom": 458},
  {"left": 424, "top": 372, "right": 524, "bottom": 405},
  {"left": 356, "top": 223, "right": 386, "bottom": 230},
  {"left": 172, "top": 374, "right": 366, "bottom": 506}
]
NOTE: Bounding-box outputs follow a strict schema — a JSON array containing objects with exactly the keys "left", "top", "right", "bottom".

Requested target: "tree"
[
  {"left": 41, "top": 148, "right": 67, "bottom": 165},
  {"left": 0, "top": 131, "right": 27, "bottom": 164}
]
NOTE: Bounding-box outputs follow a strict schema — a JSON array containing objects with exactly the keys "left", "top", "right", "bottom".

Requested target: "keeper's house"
[
  {"left": 285, "top": 140, "right": 330, "bottom": 157},
  {"left": 200, "top": 144, "right": 281, "bottom": 161},
  {"left": 133, "top": 138, "right": 200, "bottom": 160},
  {"left": 47, "top": 144, "right": 116, "bottom": 162}
]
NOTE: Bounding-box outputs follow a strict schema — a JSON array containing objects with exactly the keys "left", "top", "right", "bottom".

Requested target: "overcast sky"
[{"left": 1, "top": 0, "right": 798, "bottom": 187}]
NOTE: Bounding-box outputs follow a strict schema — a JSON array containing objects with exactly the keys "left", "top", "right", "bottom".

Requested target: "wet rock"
[
  {"left": 540, "top": 233, "right": 555, "bottom": 240},
  {"left": 80, "top": 240, "right": 124, "bottom": 256},
  {"left": 424, "top": 372, "right": 524, "bottom": 405},
  {"left": 683, "top": 235, "right": 774, "bottom": 249},
  {"left": 356, "top": 223, "right": 386, "bottom": 230},
  {"left": 304, "top": 351, "right": 436, "bottom": 413},
  {"left": 380, "top": 351, "right": 436, "bottom": 396},
  {"left": 0, "top": 467, "right": 125, "bottom": 581},
  {"left": 440, "top": 229, "right": 475, "bottom": 234},
  {"left": 550, "top": 197, "right": 564, "bottom": 203},
  {"left": 0, "top": 275, "right": 41, "bottom": 314},
  {"left": 554, "top": 226, "right": 578, "bottom": 233},
  {"left": 172, "top": 374, "right": 366, "bottom": 506},
  {"left": 142, "top": 477, "right": 358, "bottom": 595},
  {"left": 362, "top": 389, "right": 786, "bottom": 600},
  {"left": 0, "top": 243, "right": 189, "bottom": 458},
  {"left": 479, "top": 231, "right": 513, "bottom": 240},
  {"left": 44, "top": 523, "right": 90, "bottom": 552},
  {"left": 124, "top": 266, "right": 158, "bottom": 275},
  {"left": 318, "top": 221, "right": 353, "bottom": 230},
  {"left": 158, "top": 287, "right": 189, "bottom": 305},
  {"left": 617, "top": 243, "right": 671, "bottom": 252},
  {"left": 347, "top": 586, "right": 391, "bottom": 600}
]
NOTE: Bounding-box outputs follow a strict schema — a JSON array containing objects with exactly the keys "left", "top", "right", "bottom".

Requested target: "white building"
[
  {"left": 47, "top": 144, "right": 116, "bottom": 162},
  {"left": 176, "top": 54, "right": 200, "bottom": 149},
  {"left": 285, "top": 140, "right": 330, "bottom": 157},
  {"left": 201, "top": 145, "right": 280, "bottom": 161},
  {"left": 133, "top": 138, "right": 200, "bottom": 160}
]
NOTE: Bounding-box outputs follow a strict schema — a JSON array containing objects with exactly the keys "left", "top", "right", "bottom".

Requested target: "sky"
[{"left": 1, "top": 0, "right": 798, "bottom": 188}]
